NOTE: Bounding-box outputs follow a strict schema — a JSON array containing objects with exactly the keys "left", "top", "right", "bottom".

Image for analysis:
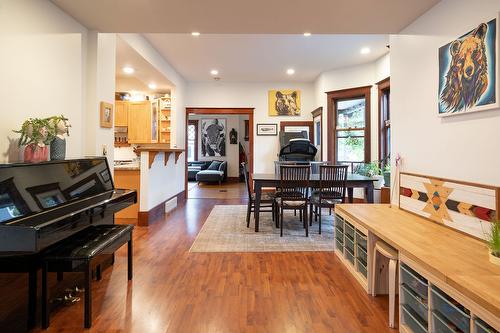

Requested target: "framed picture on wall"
[
  {"left": 268, "top": 90, "right": 301, "bottom": 116},
  {"left": 438, "top": 15, "right": 499, "bottom": 116},
  {"left": 100, "top": 102, "right": 113, "bottom": 128},
  {"left": 201, "top": 118, "right": 226, "bottom": 156},
  {"left": 257, "top": 123, "right": 278, "bottom": 136}
]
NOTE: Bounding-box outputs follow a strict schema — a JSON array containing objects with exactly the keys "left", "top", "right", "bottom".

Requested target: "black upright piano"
[{"left": 0, "top": 157, "right": 136, "bottom": 329}]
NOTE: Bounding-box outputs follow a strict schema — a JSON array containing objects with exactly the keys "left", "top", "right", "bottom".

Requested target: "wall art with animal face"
[
  {"left": 438, "top": 17, "right": 499, "bottom": 116},
  {"left": 268, "top": 90, "right": 301, "bottom": 116},
  {"left": 201, "top": 118, "right": 226, "bottom": 157}
]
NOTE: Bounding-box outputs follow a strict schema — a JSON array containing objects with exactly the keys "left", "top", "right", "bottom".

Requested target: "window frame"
[
  {"left": 187, "top": 119, "right": 199, "bottom": 162},
  {"left": 326, "top": 86, "right": 372, "bottom": 164},
  {"left": 377, "top": 77, "right": 390, "bottom": 163}
]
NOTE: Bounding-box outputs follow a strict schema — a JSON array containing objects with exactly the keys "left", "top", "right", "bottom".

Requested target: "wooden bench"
[{"left": 41, "top": 224, "right": 133, "bottom": 329}]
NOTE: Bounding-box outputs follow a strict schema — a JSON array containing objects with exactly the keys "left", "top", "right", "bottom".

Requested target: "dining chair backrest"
[
  {"left": 319, "top": 165, "right": 348, "bottom": 202},
  {"left": 241, "top": 162, "right": 252, "bottom": 201},
  {"left": 279, "top": 165, "right": 311, "bottom": 201}
]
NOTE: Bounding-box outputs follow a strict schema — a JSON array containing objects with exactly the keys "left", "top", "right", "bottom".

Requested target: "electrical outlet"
[{"left": 102, "top": 144, "right": 107, "bottom": 156}]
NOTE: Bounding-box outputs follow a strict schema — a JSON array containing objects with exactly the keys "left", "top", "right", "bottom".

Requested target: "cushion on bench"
[{"left": 43, "top": 225, "right": 134, "bottom": 260}]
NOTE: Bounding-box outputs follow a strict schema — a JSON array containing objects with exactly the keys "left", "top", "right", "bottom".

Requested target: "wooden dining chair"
[
  {"left": 276, "top": 165, "right": 310, "bottom": 237},
  {"left": 309, "top": 165, "right": 348, "bottom": 234},
  {"left": 242, "top": 163, "right": 275, "bottom": 228}
]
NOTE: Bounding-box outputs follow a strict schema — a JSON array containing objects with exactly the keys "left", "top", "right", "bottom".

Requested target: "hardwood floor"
[
  {"left": 188, "top": 182, "right": 247, "bottom": 199},
  {"left": 1, "top": 198, "right": 397, "bottom": 332}
]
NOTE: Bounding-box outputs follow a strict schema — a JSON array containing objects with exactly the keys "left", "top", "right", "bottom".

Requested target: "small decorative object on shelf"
[
  {"left": 48, "top": 115, "right": 70, "bottom": 160},
  {"left": 486, "top": 220, "right": 500, "bottom": 265}
]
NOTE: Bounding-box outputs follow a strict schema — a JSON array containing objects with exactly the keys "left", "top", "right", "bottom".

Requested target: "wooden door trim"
[
  {"left": 326, "top": 86, "right": 372, "bottom": 163},
  {"left": 185, "top": 107, "right": 255, "bottom": 199},
  {"left": 377, "top": 77, "right": 390, "bottom": 162},
  {"left": 311, "top": 107, "right": 323, "bottom": 161}
]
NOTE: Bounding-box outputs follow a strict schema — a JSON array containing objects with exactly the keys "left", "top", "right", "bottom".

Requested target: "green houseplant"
[
  {"left": 487, "top": 220, "right": 500, "bottom": 265},
  {"left": 383, "top": 163, "right": 391, "bottom": 187}
]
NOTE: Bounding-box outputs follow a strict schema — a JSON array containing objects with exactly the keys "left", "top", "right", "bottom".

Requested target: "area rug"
[{"left": 189, "top": 205, "right": 334, "bottom": 252}]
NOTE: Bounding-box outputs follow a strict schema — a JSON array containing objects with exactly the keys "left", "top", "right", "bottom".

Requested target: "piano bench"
[{"left": 41, "top": 224, "right": 134, "bottom": 329}]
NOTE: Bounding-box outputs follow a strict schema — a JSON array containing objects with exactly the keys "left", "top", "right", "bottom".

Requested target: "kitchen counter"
[{"left": 114, "top": 163, "right": 140, "bottom": 171}]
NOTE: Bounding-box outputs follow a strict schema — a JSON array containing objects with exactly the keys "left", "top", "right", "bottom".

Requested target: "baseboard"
[{"left": 138, "top": 190, "right": 186, "bottom": 226}]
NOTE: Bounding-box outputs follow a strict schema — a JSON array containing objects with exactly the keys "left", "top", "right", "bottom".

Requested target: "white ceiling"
[
  {"left": 116, "top": 36, "right": 172, "bottom": 92},
  {"left": 52, "top": 0, "right": 439, "bottom": 34},
  {"left": 144, "top": 34, "right": 390, "bottom": 82}
]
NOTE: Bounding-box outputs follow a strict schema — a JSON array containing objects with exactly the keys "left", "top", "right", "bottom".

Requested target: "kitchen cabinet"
[
  {"left": 114, "top": 101, "right": 128, "bottom": 126},
  {"left": 127, "top": 101, "right": 151, "bottom": 143}
]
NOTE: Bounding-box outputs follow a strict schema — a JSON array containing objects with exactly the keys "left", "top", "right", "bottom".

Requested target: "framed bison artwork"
[
  {"left": 268, "top": 90, "right": 301, "bottom": 116},
  {"left": 438, "top": 17, "right": 499, "bottom": 116},
  {"left": 201, "top": 118, "right": 226, "bottom": 157}
]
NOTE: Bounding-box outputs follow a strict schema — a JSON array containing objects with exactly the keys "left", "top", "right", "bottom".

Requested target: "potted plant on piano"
[
  {"left": 14, "top": 117, "right": 52, "bottom": 163},
  {"left": 487, "top": 220, "right": 500, "bottom": 265}
]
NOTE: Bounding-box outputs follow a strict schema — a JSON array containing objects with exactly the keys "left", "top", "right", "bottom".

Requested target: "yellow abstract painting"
[{"left": 268, "top": 90, "right": 301, "bottom": 116}]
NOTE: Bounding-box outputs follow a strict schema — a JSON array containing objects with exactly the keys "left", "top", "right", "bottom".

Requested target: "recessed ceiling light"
[
  {"left": 148, "top": 83, "right": 157, "bottom": 89},
  {"left": 191, "top": 32, "right": 200, "bottom": 36},
  {"left": 286, "top": 68, "right": 295, "bottom": 75},
  {"left": 360, "top": 47, "right": 371, "bottom": 55},
  {"left": 122, "top": 66, "right": 134, "bottom": 74},
  {"left": 210, "top": 69, "right": 219, "bottom": 75},
  {"left": 303, "top": 32, "right": 311, "bottom": 37}
]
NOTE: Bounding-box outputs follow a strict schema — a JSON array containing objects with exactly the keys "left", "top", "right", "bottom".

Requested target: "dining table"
[{"left": 251, "top": 173, "right": 376, "bottom": 232}]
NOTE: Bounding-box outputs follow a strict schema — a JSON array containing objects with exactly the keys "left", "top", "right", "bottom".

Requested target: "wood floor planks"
[{"left": 1, "top": 198, "right": 397, "bottom": 332}]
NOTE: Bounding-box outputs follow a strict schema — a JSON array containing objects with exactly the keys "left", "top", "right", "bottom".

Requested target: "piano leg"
[
  {"left": 128, "top": 238, "right": 133, "bottom": 280},
  {"left": 28, "top": 265, "right": 37, "bottom": 329},
  {"left": 42, "top": 262, "right": 49, "bottom": 329},
  {"left": 84, "top": 262, "right": 92, "bottom": 328}
]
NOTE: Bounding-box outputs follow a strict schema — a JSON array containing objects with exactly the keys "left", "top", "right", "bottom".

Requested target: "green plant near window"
[{"left": 366, "top": 161, "right": 382, "bottom": 177}]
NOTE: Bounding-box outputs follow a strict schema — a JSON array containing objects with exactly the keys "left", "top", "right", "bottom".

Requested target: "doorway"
[{"left": 185, "top": 107, "right": 254, "bottom": 199}]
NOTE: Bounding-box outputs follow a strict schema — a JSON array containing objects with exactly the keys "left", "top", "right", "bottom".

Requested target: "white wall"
[
  {"left": 0, "top": 0, "right": 87, "bottom": 162},
  {"left": 391, "top": 0, "right": 500, "bottom": 204},
  {"left": 189, "top": 114, "right": 245, "bottom": 177},
  {"left": 314, "top": 54, "right": 390, "bottom": 162},
  {"left": 186, "top": 81, "right": 316, "bottom": 173},
  {"left": 119, "top": 34, "right": 188, "bottom": 210}
]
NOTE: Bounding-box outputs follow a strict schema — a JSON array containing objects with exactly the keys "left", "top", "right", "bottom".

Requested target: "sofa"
[
  {"left": 187, "top": 161, "right": 211, "bottom": 181},
  {"left": 195, "top": 161, "right": 227, "bottom": 184}
]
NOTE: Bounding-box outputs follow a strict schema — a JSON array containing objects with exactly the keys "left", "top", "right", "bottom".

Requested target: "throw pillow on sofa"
[{"left": 207, "top": 161, "right": 222, "bottom": 170}]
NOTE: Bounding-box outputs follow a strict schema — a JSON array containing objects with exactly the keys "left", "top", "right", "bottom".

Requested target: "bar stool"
[{"left": 370, "top": 240, "right": 398, "bottom": 328}]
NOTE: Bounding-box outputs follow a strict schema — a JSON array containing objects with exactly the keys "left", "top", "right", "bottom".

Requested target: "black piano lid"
[{"left": 0, "top": 157, "right": 115, "bottom": 225}]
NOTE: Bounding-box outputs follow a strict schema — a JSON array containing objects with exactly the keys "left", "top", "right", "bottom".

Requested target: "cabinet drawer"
[
  {"left": 431, "top": 287, "right": 470, "bottom": 333},
  {"left": 401, "top": 264, "right": 428, "bottom": 301},
  {"left": 401, "top": 284, "right": 428, "bottom": 324},
  {"left": 345, "top": 234, "right": 355, "bottom": 253},
  {"left": 357, "top": 258, "right": 367, "bottom": 278},
  {"left": 335, "top": 229, "right": 344, "bottom": 243},
  {"left": 335, "top": 214, "right": 344, "bottom": 232},
  {"left": 356, "top": 232, "right": 367, "bottom": 251},
  {"left": 335, "top": 239, "right": 344, "bottom": 251},
  {"left": 345, "top": 247, "right": 355, "bottom": 265},
  {"left": 344, "top": 222, "right": 355, "bottom": 239},
  {"left": 432, "top": 311, "right": 463, "bottom": 333},
  {"left": 356, "top": 245, "right": 367, "bottom": 265},
  {"left": 402, "top": 305, "right": 428, "bottom": 333},
  {"left": 474, "top": 318, "right": 498, "bottom": 333}
]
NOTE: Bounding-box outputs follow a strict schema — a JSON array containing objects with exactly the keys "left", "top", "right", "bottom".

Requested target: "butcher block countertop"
[
  {"left": 335, "top": 204, "right": 500, "bottom": 319},
  {"left": 134, "top": 144, "right": 184, "bottom": 168}
]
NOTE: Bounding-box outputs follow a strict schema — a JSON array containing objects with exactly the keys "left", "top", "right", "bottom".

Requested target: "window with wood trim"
[
  {"left": 378, "top": 78, "right": 390, "bottom": 163},
  {"left": 327, "top": 86, "right": 371, "bottom": 165}
]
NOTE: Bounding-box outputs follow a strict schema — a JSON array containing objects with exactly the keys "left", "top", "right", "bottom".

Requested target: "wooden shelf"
[{"left": 135, "top": 144, "right": 184, "bottom": 168}]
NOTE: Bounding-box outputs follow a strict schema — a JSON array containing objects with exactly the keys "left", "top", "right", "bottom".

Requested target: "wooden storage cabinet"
[
  {"left": 159, "top": 97, "right": 171, "bottom": 144},
  {"left": 115, "top": 101, "right": 128, "bottom": 126},
  {"left": 334, "top": 214, "right": 369, "bottom": 290},
  {"left": 399, "top": 257, "right": 500, "bottom": 333},
  {"left": 127, "top": 101, "right": 152, "bottom": 143}
]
